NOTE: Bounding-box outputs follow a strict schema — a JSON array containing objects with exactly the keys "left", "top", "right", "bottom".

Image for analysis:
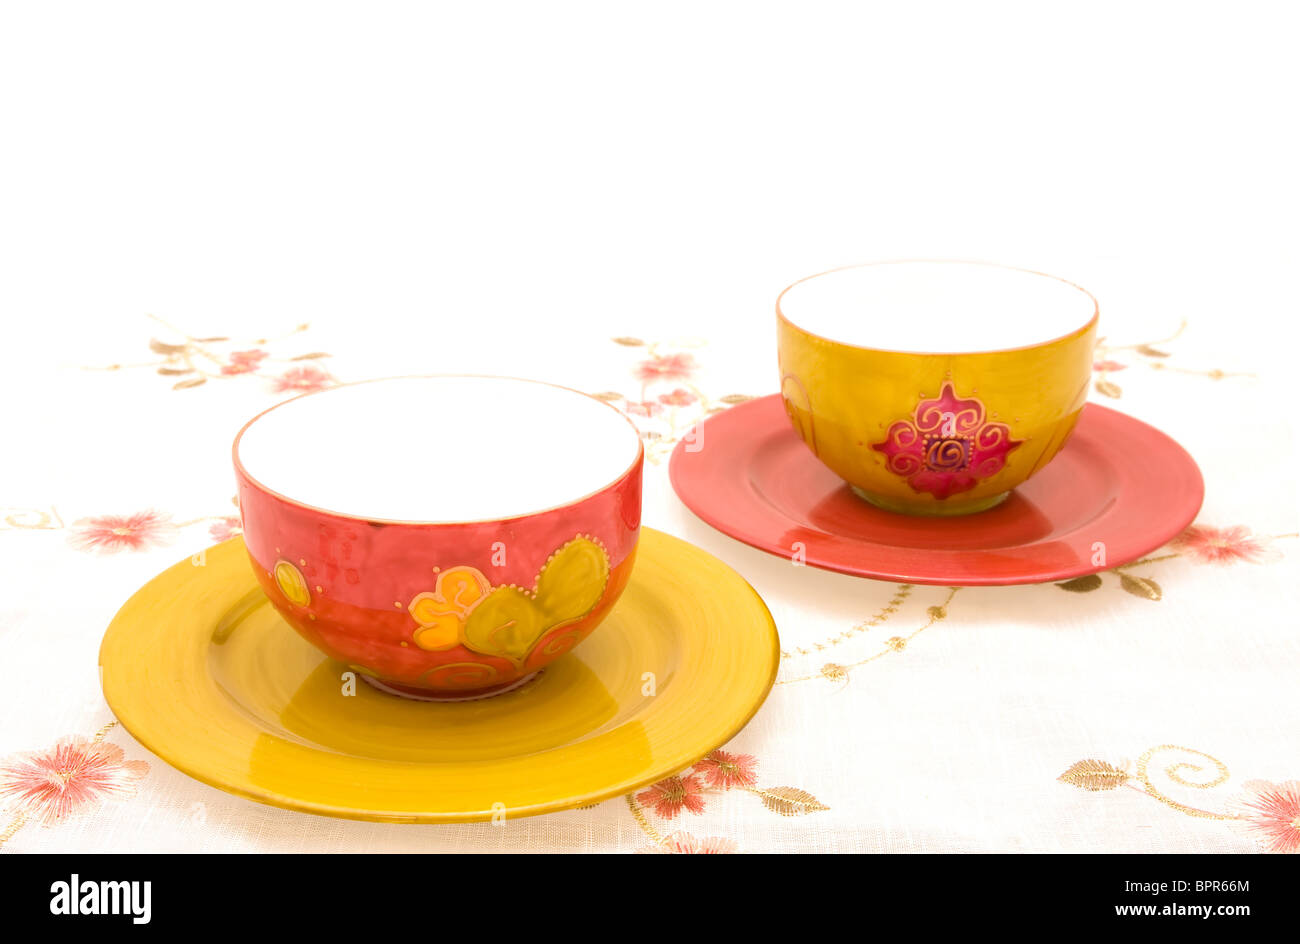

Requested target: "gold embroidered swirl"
[{"left": 1135, "top": 744, "right": 1237, "bottom": 820}]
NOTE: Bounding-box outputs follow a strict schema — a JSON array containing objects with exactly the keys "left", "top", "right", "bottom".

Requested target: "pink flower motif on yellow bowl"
[{"left": 872, "top": 383, "right": 1021, "bottom": 500}]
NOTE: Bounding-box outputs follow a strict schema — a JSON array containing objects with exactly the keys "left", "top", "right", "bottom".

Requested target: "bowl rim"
[
  {"left": 776, "top": 258, "right": 1100, "bottom": 357},
  {"left": 232, "top": 373, "right": 645, "bottom": 527}
]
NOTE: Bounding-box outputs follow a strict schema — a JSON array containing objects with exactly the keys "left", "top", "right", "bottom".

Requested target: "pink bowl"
[{"left": 232, "top": 375, "right": 643, "bottom": 699}]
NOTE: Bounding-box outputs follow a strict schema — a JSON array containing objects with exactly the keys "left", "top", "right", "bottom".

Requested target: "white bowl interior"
[
  {"left": 779, "top": 261, "right": 1096, "bottom": 353},
  {"left": 236, "top": 376, "right": 641, "bottom": 523}
]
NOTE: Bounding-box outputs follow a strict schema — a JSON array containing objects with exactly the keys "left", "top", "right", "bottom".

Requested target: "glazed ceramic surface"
[
  {"left": 777, "top": 261, "right": 1099, "bottom": 515},
  {"left": 98, "top": 529, "right": 779, "bottom": 822},
  {"left": 233, "top": 376, "right": 644, "bottom": 698},
  {"left": 670, "top": 395, "right": 1204, "bottom": 585}
]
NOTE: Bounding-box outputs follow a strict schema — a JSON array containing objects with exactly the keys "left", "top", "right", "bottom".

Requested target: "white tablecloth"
[{"left": 2, "top": 1, "right": 1297, "bottom": 853}]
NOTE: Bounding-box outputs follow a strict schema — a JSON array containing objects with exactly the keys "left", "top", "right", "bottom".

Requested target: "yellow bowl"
[{"left": 776, "top": 261, "right": 1099, "bottom": 516}]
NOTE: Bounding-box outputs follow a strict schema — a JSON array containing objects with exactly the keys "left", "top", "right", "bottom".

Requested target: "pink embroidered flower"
[
  {"left": 636, "top": 774, "right": 707, "bottom": 819},
  {"left": 69, "top": 511, "right": 178, "bottom": 554},
  {"left": 1226, "top": 780, "right": 1300, "bottom": 853},
  {"left": 1092, "top": 360, "right": 1127, "bottom": 372},
  {"left": 209, "top": 515, "right": 243, "bottom": 542},
  {"left": 272, "top": 365, "right": 332, "bottom": 393},
  {"left": 623, "top": 399, "right": 663, "bottom": 418},
  {"left": 0, "top": 736, "right": 149, "bottom": 826},
  {"left": 871, "top": 383, "right": 1021, "bottom": 500},
  {"left": 694, "top": 749, "right": 758, "bottom": 790},
  {"left": 635, "top": 353, "right": 696, "bottom": 383},
  {"left": 220, "top": 349, "right": 268, "bottom": 375},
  {"left": 1172, "top": 525, "right": 1275, "bottom": 565},
  {"left": 638, "top": 832, "right": 738, "bottom": 854},
  {"left": 657, "top": 387, "right": 697, "bottom": 407}
]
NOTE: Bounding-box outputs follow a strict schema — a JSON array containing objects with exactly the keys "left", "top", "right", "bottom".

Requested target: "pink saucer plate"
[{"left": 669, "top": 395, "right": 1204, "bottom": 586}]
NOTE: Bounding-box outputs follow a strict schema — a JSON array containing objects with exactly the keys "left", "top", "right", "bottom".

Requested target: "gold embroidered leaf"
[
  {"left": 172, "top": 377, "right": 207, "bottom": 390},
  {"left": 193, "top": 336, "right": 229, "bottom": 343},
  {"left": 156, "top": 367, "right": 193, "bottom": 375},
  {"left": 611, "top": 336, "right": 645, "bottom": 346},
  {"left": 820, "top": 663, "right": 847, "bottom": 681},
  {"left": 591, "top": 391, "right": 624, "bottom": 402},
  {"left": 149, "top": 338, "right": 187, "bottom": 355},
  {"left": 1118, "top": 573, "right": 1162, "bottom": 601},
  {"left": 927, "top": 605, "right": 947, "bottom": 620},
  {"left": 1058, "top": 759, "right": 1129, "bottom": 791},
  {"left": 756, "top": 786, "right": 829, "bottom": 816},
  {"left": 1136, "top": 344, "right": 1170, "bottom": 358},
  {"left": 719, "top": 394, "right": 754, "bottom": 404},
  {"left": 290, "top": 352, "right": 331, "bottom": 360},
  {"left": 1094, "top": 379, "right": 1122, "bottom": 399},
  {"left": 1056, "top": 574, "right": 1103, "bottom": 592}
]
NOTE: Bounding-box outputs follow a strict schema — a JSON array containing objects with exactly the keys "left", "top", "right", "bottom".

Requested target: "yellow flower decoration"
[
  {"left": 407, "top": 566, "right": 492, "bottom": 651},
  {"left": 274, "top": 560, "right": 311, "bottom": 606}
]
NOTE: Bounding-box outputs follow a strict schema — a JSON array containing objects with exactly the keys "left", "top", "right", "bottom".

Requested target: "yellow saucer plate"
[{"left": 98, "top": 528, "right": 779, "bottom": 823}]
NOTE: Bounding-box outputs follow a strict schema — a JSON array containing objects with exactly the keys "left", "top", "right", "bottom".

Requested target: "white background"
[
  {"left": 3, "top": 2, "right": 1298, "bottom": 366},
  {"left": 1, "top": 2, "right": 1298, "bottom": 853}
]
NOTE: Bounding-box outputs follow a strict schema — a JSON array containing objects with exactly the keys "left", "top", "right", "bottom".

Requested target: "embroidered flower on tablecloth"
[
  {"left": 68, "top": 511, "right": 178, "bottom": 554},
  {"left": 637, "top": 832, "right": 738, "bottom": 854},
  {"left": 1172, "top": 525, "right": 1279, "bottom": 566},
  {"left": 1056, "top": 523, "right": 1290, "bottom": 599},
  {"left": 636, "top": 774, "right": 707, "bottom": 819},
  {"left": 220, "top": 349, "right": 268, "bottom": 375},
  {"left": 84, "top": 316, "right": 335, "bottom": 391},
  {"left": 694, "top": 749, "right": 758, "bottom": 790},
  {"left": 1092, "top": 360, "right": 1128, "bottom": 372},
  {"left": 623, "top": 399, "right": 664, "bottom": 418},
  {"left": 657, "top": 387, "right": 697, "bottom": 407},
  {"left": 1226, "top": 780, "right": 1300, "bottom": 854},
  {"left": 272, "top": 364, "right": 333, "bottom": 394},
  {"left": 634, "top": 352, "right": 696, "bottom": 383},
  {"left": 629, "top": 749, "right": 827, "bottom": 852},
  {"left": 599, "top": 338, "right": 753, "bottom": 464},
  {"left": 208, "top": 515, "right": 243, "bottom": 542},
  {"left": 0, "top": 735, "right": 149, "bottom": 826}
]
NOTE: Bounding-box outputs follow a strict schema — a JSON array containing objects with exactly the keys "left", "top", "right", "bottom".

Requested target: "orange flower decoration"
[{"left": 407, "top": 567, "right": 492, "bottom": 651}]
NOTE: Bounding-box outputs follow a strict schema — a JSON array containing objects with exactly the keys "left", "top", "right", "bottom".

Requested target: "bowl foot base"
[
  {"left": 849, "top": 486, "right": 1011, "bottom": 516},
  {"left": 360, "top": 671, "right": 541, "bottom": 702}
]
